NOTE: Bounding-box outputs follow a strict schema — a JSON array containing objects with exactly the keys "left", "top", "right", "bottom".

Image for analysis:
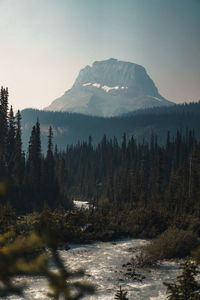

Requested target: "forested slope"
[{"left": 22, "top": 102, "right": 200, "bottom": 152}]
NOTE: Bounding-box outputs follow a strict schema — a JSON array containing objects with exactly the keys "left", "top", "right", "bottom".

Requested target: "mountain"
[
  {"left": 45, "top": 58, "right": 174, "bottom": 117},
  {"left": 22, "top": 102, "right": 200, "bottom": 152}
]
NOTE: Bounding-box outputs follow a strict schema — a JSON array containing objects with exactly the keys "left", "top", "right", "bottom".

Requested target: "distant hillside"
[
  {"left": 21, "top": 102, "right": 200, "bottom": 152},
  {"left": 45, "top": 58, "right": 173, "bottom": 117}
]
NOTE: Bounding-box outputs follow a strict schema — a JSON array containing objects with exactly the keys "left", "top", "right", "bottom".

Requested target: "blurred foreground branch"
[{"left": 0, "top": 230, "right": 94, "bottom": 299}]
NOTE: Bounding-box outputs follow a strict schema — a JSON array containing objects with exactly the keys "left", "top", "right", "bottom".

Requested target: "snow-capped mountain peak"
[{"left": 45, "top": 58, "right": 174, "bottom": 117}]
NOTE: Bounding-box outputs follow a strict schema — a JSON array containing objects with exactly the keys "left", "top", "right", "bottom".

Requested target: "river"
[{"left": 8, "top": 238, "right": 181, "bottom": 300}]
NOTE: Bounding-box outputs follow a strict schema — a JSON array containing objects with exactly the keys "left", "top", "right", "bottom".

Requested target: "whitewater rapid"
[{"left": 8, "top": 239, "right": 180, "bottom": 299}]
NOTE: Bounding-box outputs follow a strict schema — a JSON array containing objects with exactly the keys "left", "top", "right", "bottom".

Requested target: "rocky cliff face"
[{"left": 45, "top": 58, "right": 174, "bottom": 117}]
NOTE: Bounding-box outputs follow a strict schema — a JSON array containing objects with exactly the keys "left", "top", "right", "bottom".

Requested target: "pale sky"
[{"left": 0, "top": 0, "right": 200, "bottom": 111}]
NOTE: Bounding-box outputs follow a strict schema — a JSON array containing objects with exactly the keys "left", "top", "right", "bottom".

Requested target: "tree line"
[
  {"left": 1, "top": 87, "right": 200, "bottom": 233},
  {"left": 21, "top": 101, "right": 200, "bottom": 150},
  {"left": 0, "top": 87, "right": 70, "bottom": 214},
  {"left": 61, "top": 129, "right": 200, "bottom": 216}
]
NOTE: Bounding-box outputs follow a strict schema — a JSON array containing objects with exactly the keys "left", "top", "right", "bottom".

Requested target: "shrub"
[
  {"left": 145, "top": 227, "right": 198, "bottom": 260},
  {"left": 191, "top": 246, "right": 200, "bottom": 264},
  {"left": 131, "top": 228, "right": 198, "bottom": 268},
  {"left": 131, "top": 247, "right": 158, "bottom": 268}
]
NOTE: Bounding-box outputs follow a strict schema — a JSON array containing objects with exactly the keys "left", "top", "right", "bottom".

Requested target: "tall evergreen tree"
[
  {"left": 0, "top": 87, "right": 9, "bottom": 177},
  {"left": 7, "top": 106, "right": 16, "bottom": 172},
  {"left": 43, "top": 126, "right": 59, "bottom": 208},
  {"left": 13, "top": 110, "right": 24, "bottom": 187},
  {"left": 164, "top": 260, "right": 200, "bottom": 300},
  {"left": 27, "top": 120, "right": 42, "bottom": 210}
]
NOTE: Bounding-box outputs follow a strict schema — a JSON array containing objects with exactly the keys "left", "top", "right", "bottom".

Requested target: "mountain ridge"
[{"left": 45, "top": 58, "right": 174, "bottom": 116}]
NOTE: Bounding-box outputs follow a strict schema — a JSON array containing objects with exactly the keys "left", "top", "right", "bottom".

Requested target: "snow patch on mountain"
[
  {"left": 82, "top": 82, "right": 91, "bottom": 86},
  {"left": 151, "top": 96, "right": 163, "bottom": 102},
  {"left": 82, "top": 83, "right": 129, "bottom": 93},
  {"left": 92, "top": 83, "right": 101, "bottom": 88},
  {"left": 102, "top": 86, "right": 128, "bottom": 92},
  {"left": 45, "top": 58, "right": 174, "bottom": 116}
]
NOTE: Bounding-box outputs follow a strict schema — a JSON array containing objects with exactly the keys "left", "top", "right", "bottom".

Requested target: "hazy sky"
[{"left": 0, "top": 0, "right": 200, "bottom": 110}]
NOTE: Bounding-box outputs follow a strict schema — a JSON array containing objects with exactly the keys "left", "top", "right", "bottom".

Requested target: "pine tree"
[
  {"left": 114, "top": 286, "right": 129, "bottom": 300},
  {"left": 28, "top": 120, "right": 42, "bottom": 182},
  {"left": 43, "top": 126, "right": 59, "bottom": 208},
  {"left": 46, "top": 126, "right": 54, "bottom": 183},
  {"left": 27, "top": 120, "right": 42, "bottom": 210},
  {"left": 13, "top": 110, "right": 24, "bottom": 187},
  {"left": 122, "top": 133, "right": 127, "bottom": 161},
  {"left": 0, "top": 87, "right": 9, "bottom": 177},
  {"left": 188, "top": 141, "right": 200, "bottom": 210},
  {"left": 7, "top": 106, "right": 16, "bottom": 171},
  {"left": 164, "top": 260, "right": 200, "bottom": 300}
]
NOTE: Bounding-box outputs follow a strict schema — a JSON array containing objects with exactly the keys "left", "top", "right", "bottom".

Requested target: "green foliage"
[
  {"left": 164, "top": 260, "right": 200, "bottom": 300},
  {"left": 191, "top": 246, "right": 200, "bottom": 265},
  {"left": 114, "top": 286, "right": 129, "bottom": 300},
  {"left": 131, "top": 228, "right": 199, "bottom": 268},
  {"left": 0, "top": 230, "right": 94, "bottom": 299},
  {"left": 131, "top": 249, "right": 158, "bottom": 268},
  {"left": 145, "top": 228, "right": 198, "bottom": 261},
  {"left": 0, "top": 201, "right": 16, "bottom": 234}
]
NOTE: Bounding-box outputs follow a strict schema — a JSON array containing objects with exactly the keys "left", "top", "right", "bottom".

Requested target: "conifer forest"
[{"left": 1, "top": 86, "right": 200, "bottom": 241}]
